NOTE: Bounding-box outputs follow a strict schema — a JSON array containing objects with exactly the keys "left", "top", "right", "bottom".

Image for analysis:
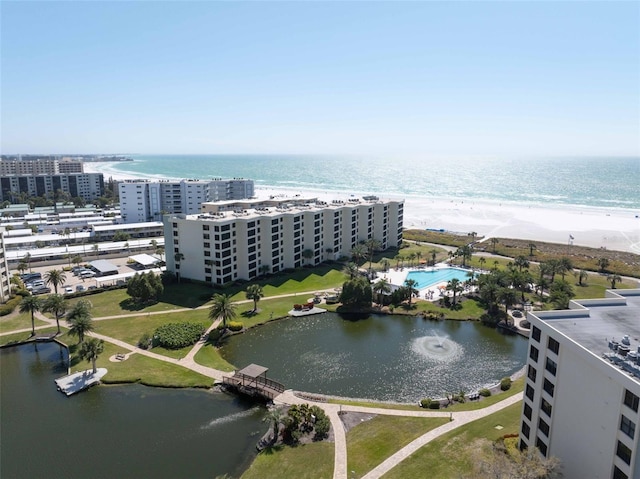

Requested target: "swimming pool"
[{"left": 405, "top": 267, "right": 471, "bottom": 290}]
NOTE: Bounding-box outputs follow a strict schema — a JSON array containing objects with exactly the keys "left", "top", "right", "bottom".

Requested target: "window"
[
  {"left": 532, "top": 326, "right": 541, "bottom": 342},
  {"left": 543, "top": 378, "right": 555, "bottom": 397},
  {"left": 621, "top": 415, "right": 636, "bottom": 439},
  {"left": 624, "top": 389, "right": 639, "bottom": 412},
  {"left": 548, "top": 337, "right": 560, "bottom": 355},
  {"left": 521, "top": 421, "right": 530, "bottom": 439},
  {"left": 545, "top": 357, "right": 557, "bottom": 376},
  {"left": 528, "top": 365, "right": 537, "bottom": 382},
  {"left": 524, "top": 403, "right": 532, "bottom": 420},
  {"left": 536, "top": 437, "right": 548, "bottom": 457},
  {"left": 529, "top": 345, "right": 539, "bottom": 362},
  {"left": 538, "top": 418, "right": 550, "bottom": 437},
  {"left": 526, "top": 384, "right": 535, "bottom": 401},
  {"left": 613, "top": 466, "right": 629, "bottom": 479},
  {"left": 617, "top": 440, "right": 632, "bottom": 465},
  {"left": 540, "top": 398, "right": 552, "bottom": 418}
]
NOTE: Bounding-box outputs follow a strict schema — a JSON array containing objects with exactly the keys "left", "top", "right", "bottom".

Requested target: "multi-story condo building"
[
  {"left": 0, "top": 227, "right": 11, "bottom": 303},
  {"left": 119, "top": 178, "right": 254, "bottom": 223},
  {"left": 164, "top": 196, "right": 403, "bottom": 285},
  {"left": 0, "top": 173, "right": 104, "bottom": 204},
  {"left": 0, "top": 158, "right": 83, "bottom": 175},
  {"left": 520, "top": 288, "right": 640, "bottom": 479}
]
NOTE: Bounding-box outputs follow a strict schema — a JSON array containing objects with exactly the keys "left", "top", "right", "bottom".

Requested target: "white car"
[{"left": 64, "top": 286, "right": 74, "bottom": 294}]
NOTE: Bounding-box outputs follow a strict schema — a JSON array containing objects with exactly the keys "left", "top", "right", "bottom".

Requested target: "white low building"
[
  {"left": 520, "top": 288, "right": 640, "bottom": 479},
  {"left": 164, "top": 196, "right": 403, "bottom": 285}
]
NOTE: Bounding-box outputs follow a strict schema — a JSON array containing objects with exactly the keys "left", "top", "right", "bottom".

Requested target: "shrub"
[
  {"left": 500, "top": 377, "right": 512, "bottom": 391},
  {"left": 153, "top": 322, "right": 205, "bottom": 349},
  {"left": 227, "top": 321, "right": 243, "bottom": 332},
  {"left": 479, "top": 388, "right": 491, "bottom": 397},
  {"left": 420, "top": 398, "right": 432, "bottom": 408},
  {"left": 138, "top": 333, "right": 152, "bottom": 350},
  {"left": 0, "top": 296, "right": 21, "bottom": 316},
  {"left": 428, "top": 401, "right": 441, "bottom": 409}
]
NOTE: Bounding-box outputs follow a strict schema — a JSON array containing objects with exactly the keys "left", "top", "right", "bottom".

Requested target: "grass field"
[
  {"left": 0, "top": 311, "right": 47, "bottom": 333},
  {"left": 241, "top": 442, "right": 334, "bottom": 479},
  {"left": 347, "top": 415, "right": 449, "bottom": 478}
]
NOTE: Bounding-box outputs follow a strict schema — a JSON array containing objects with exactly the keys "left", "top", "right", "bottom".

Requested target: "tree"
[
  {"left": 458, "top": 245, "right": 473, "bottom": 267},
  {"left": 607, "top": 274, "right": 623, "bottom": 289},
  {"left": 72, "top": 255, "right": 83, "bottom": 267},
  {"left": 407, "top": 252, "right": 416, "bottom": 267},
  {"left": 209, "top": 293, "right": 237, "bottom": 331},
  {"left": 404, "top": 278, "right": 418, "bottom": 306},
  {"left": 557, "top": 257, "right": 574, "bottom": 280},
  {"left": 23, "top": 252, "right": 32, "bottom": 272},
  {"left": 246, "top": 284, "right": 264, "bottom": 312},
  {"left": 263, "top": 407, "right": 285, "bottom": 445},
  {"left": 468, "top": 231, "right": 477, "bottom": 243},
  {"left": 514, "top": 255, "right": 529, "bottom": 272},
  {"left": 67, "top": 299, "right": 94, "bottom": 343},
  {"left": 113, "top": 231, "right": 130, "bottom": 242},
  {"left": 372, "top": 278, "right": 391, "bottom": 305},
  {"left": 78, "top": 338, "right": 104, "bottom": 374},
  {"left": 365, "top": 238, "right": 381, "bottom": 272},
  {"left": 498, "top": 287, "right": 517, "bottom": 316},
  {"left": 528, "top": 243, "right": 537, "bottom": 257},
  {"left": 92, "top": 244, "right": 100, "bottom": 258},
  {"left": 381, "top": 259, "right": 390, "bottom": 272},
  {"left": 575, "top": 269, "right": 589, "bottom": 286},
  {"left": 127, "top": 272, "right": 163, "bottom": 303},
  {"left": 430, "top": 249, "right": 438, "bottom": 266},
  {"left": 302, "top": 249, "right": 314, "bottom": 266},
  {"left": 17, "top": 261, "right": 28, "bottom": 275},
  {"left": 549, "top": 280, "right": 575, "bottom": 309},
  {"left": 350, "top": 244, "right": 367, "bottom": 265},
  {"left": 44, "top": 269, "right": 67, "bottom": 295},
  {"left": 446, "top": 278, "right": 464, "bottom": 307},
  {"left": 490, "top": 237, "right": 499, "bottom": 253},
  {"left": 340, "top": 276, "right": 373, "bottom": 309},
  {"left": 19, "top": 295, "right": 42, "bottom": 336},
  {"left": 43, "top": 294, "right": 67, "bottom": 334},
  {"left": 478, "top": 257, "right": 486, "bottom": 270},
  {"left": 343, "top": 262, "right": 359, "bottom": 280},
  {"left": 597, "top": 257, "right": 610, "bottom": 273},
  {"left": 468, "top": 440, "right": 562, "bottom": 479},
  {"left": 259, "top": 264, "right": 270, "bottom": 277}
]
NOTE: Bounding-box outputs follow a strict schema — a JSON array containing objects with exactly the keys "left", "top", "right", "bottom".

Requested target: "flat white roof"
[
  {"left": 128, "top": 254, "right": 159, "bottom": 267},
  {"left": 92, "top": 221, "right": 162, "bottom": 232}
]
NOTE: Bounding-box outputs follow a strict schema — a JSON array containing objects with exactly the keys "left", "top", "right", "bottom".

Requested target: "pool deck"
[
  {"left": 55, "top": 368, "right": 107, "bottom": 396},
  {"left": 376, "top": 264, "right": 477, "bottom": 301}
]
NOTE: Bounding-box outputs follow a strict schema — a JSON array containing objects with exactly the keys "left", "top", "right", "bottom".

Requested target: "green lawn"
[
  {"left": 193, "top": 343, "right": 235, "bottom": 371},
  {"left": 0, "top": 312, "right": 48, "bottom": 333},
  {"left": 347, "top": 415, "right": 449, "bottom": 478},
  {"left": 241, "top": 442, "right": 334, "bottom": 479},
  {"left": 0, "top": 326, "right": 59, "bottom": 347},
  {"left": 383, "top": 402, "right": 523, "bottom": 478}
]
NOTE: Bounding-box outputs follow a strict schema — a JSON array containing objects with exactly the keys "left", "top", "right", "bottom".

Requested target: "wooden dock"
[
  {"left": 222, "top": 364, "right": 285, "bottom": 401},
  {"left": 55, "top": 368, "right": 107, "bottom": 396}
]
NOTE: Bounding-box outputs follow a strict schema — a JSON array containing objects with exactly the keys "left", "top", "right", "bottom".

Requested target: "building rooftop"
[{"left": 533, "top": 288, "right": 640, "bottom": 358}]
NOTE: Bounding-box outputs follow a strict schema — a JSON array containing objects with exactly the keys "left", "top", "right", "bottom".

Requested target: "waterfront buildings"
[
  {"left": 164, "top": 195, "right": 403, "bottom": 284},
  {"left": 118, "top": 178, "right": 255, "bottom": 223},
  {"left": 0, "top": 173, "right": 104, "bottom": 203},
  {"left": 0, "top": 157, "right": 83, "bottom": 175},
  {"left": 520, "top": 288, "right": 640, "bottom": 479},
  {"left": 0, "top": 228, "right": 11, "bottom": 302}
]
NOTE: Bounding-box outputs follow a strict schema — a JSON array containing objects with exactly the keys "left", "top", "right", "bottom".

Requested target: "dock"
[
  {"left": 222, "top": 364, "right": 285, "bottom": 401},
  {"left": 288, "top": 306, "right": 326, "bottom": 317},
  {"left": 55, "top": 368, "right": 107, "bottom": 396}
]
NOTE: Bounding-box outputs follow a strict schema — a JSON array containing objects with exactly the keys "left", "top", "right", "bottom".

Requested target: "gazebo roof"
[{"left": 238, "top": 364, "right": 268, "bottom": 378}]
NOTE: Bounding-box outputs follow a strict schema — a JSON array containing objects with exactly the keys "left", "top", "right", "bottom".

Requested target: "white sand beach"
[{"left": 85, "top": 162, "right": 640, "bottom": 254}]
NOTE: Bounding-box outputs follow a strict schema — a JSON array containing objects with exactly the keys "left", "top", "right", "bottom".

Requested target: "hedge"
[{"left": 153, "top": 322, "right": 205, "bottom": 349}]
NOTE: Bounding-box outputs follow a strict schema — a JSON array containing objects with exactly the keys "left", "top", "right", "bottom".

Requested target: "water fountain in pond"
[{"left": 411, "top": 332, "right": 463, "bottom": 362}]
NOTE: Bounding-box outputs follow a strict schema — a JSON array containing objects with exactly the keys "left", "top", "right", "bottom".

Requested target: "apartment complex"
[
  {"left": 0, "top": 228, "right": 11, "bottom": 302},
  {"left": 0, "top": 173, "right": 104, "bottom": 203},
  {"left": 0, "top": 158, "right": 83, "bottom": 175},
  {"left": 164, "top": 196, "right": 403, "bottom": 285},
  {"left": 520, "top": 288, "right": 640, "bottom": 479},
  {"left": 119, "top": 178, "right": 255, "bottom": 223}
]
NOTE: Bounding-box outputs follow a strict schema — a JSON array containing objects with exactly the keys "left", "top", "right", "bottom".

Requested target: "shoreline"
[{"left": 85, "top": 161, "right": 640, "bottom": 254}]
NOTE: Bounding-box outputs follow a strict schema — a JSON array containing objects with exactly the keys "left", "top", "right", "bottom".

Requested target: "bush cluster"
[
  {"left": 0, "top": 296, "right": 22, "bottom": 316},
  {"left": 419, "top": 398, "right": 441, "bottom": 409},
  {"left": 479, "top": 388, "right": 492, "bottom": 397},
  {"left": 227, "top": 321, "right": 244, "bottom": 332},
  {"left": 127, "top": 272, "right": 164, "bottom": 303},
  {"left": 500, "top": 377, "right": 512, "bottom": 391},
  {"left": 153, "top": 322, "right": 205, "bottom": 349}
]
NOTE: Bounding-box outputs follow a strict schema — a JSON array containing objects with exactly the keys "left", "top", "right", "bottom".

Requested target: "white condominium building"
[
  {"left": 520, "top": 288, "right": 640, "bottom": 479},
  {"left": 119, "top": 178, "right": 255, "bottom": 223},
  {"left": 164, "top": 196, "right": 403, "bottom": 285},
  {"left": 0, "top": 158, "right": 83, "bottom": 175},
  {"left": 0, "top": 228, "right": 11, "bottom": 302}
]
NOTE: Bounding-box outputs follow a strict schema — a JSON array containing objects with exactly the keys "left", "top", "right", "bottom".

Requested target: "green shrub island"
[
  {"left": 153, "top": 322, "right": 205, "bottom": 349},
  {"left": 479, "top": 388, "right": 492, "bottom": 397},
  {"left": 500, "top": 377, "right": 512, "bottom": 391}
]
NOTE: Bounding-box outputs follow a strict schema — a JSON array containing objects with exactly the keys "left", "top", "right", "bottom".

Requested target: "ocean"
[{"left": 95, "top": 155, "right": 640, "bottom": 211}]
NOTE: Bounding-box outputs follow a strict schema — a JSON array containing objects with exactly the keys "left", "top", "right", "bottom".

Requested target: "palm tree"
[
  {"left": 598, "top": 257, "right": 610, "bottom": 273},
  {"left": 458, "top": 245, "right": 472, "bottom": 267},
  {"left": 209, "top": 293, "right": 237, "bottom": 331},
  {"left": 67, "top": 299, "right": 93, "bottom": 343},
  {"left": 364, "top": 238, "right": 381, "bottom": 272},
  {"left": 43, "top": 294, "right": 67, "bottom": 334},
  {"left": 246, "top": 284, "right": 264, "bottom": 313},
  {"left": 350, "top": 244, "right": 367, "bottom": 265},
  {"left": 407, "top": 252, "right": 417, "bottom": 268},
  {"left": 19, "top": 295, "right": 42, "bottom": 336},
  {"left": 429, "top": 249, "right": 438, "bottom": 266},
  {"left": 92, "top": 244, "right": 100, "bottom": 258},
  {"left": 528, "top": 243, "right": 537, "bottom": 257},
  {"left": 263, "top": 407, "right": 285, "bottom": 445},
  {"left": 575, "top": 269, "right": 589, "bottom": 286},
  {"left": 72, "top": 255, "right": 83, "bottom": 267},
  {"left": 415, "top": 251, "right": 422, "bottom": 266},
  {"left": 343, "top": 262, "right": 359, "bottom": 280},
  {"left": 490, "top": 238, "right": 499, "bottom": 254},
  {"left": 23, "top": 252, "right": 32, "bottom": 272},
  {"left": 44, "top": 269, "right": 67, "bottom": 294},
  {"left": 514, "top": 256, "right": 529, "bottom": 272},
  {"left": 607, "top": 274, "right": 623, "bottom": 289},
  {"left": 381, "top": 259, "right": 390, "bottom": 272},
  {"left": 259, "top": 264, "right": 270, "bottom": 277},
  {"left": 446, "top": 278, "right": 464, "bottom": 306},
  {"left": 78, "top": 338, "right": 104, "bottom": 374},
  {"left": 372, "top": 278, "right": 391, "bottom": 305},
  {"left": 557, "top": 257, "right": 574, "bottom": 280},
  {"left": 478, "top": 257, "right": 486, "bottom": 270},
  {"left": 498, "top": 288, "right": 518, "bottom": 317},
  {"left": 404, "top": 279, "right": 418, "bottom": 305},
  {"left": 17, "top": 261, "right": 28, "bottom": 275},
  {"left": 468, "top": 231, "right": 477, "bottom": 244},
  {"left": 302, "top": 249, "right": 314, "bottom": 266}
]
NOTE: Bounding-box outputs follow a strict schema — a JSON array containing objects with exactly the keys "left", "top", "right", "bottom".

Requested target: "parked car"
[
  {"left": 32, "top": 287, "right": 51, "bottom": 295},
  {"left": 76, "top": 285, "right": 85, "bottom": 292},
  {"left": 73, "top": 268, "right": 89, "bottom": 276},
  {"left": 64, "top": 286, "right": 74, "bottom": 294},
  {"left": 21, "top": 272, "right": 42, "bottom": 282},
  {"left": 80, "top": 271, "right": 96, "bottom": 278}
]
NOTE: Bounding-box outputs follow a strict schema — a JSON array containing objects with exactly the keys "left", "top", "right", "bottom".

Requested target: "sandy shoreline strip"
[{"left": 85, "top": 162, "right": 640, "bottom": 254}]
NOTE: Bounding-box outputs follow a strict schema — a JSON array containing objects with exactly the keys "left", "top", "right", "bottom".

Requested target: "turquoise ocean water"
[{"left": 97, "top": 155, "right": 639, "bottom": 211}]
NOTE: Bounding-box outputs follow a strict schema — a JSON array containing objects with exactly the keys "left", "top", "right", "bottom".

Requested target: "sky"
[{"left": 1, "top": 1, "right": 639, "bottom": 157}]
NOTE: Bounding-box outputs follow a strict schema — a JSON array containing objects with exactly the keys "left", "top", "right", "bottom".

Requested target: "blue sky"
[{"left": 1, "top": 1, "right": 638, "bottom": 156}]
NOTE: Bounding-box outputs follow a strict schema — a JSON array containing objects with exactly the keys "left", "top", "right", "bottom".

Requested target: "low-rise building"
[
  {"left": 520, "top": 288, "right": 640, "bottom": 479},
  {"left": 0, "top": 173, "right": 104, "bottom": 203},
  {"left": 0, "top": 227, "right": 11, "bottom": 302}
]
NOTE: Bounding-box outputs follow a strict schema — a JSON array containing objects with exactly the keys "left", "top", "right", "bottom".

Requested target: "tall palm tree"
[
  {"left": 23, "top": 252, "right": 32, "bottom": 272},
  {"left": 372, "top": 278, "right": 391, "bottom": 305},
  {"left": 478, "top": 257, "right": 486, "bottom": 270},
  {"left": 490, "top": 238, "right": 499, "bottom": 254},
  {"left": 404, "top": 279, "right": 418, "bottom": 305},
  {"left": 430, "top": 249, "right": 438, "bottom": 266},
  {"left": 44, "top": 269, "right": 67, "bottom": 294},
  {"left": 209, "top": 293, "right": 237, "bottom": 331},
  {"left": 350, "top": 244, "right": 367, "bottom": 265},
  {"left": 259, "top": 264, "right": 270, "bottom": 277},
  {"left": 343, "top": 262, "right": 359, "bottom": 280},
  {"left": 381, "top": 259, "right": 390, "bottom": 272},
  {"left": 528, "top": 243, "right": 537, "bottom": 257},
  {"left": 446, "top": 278, "right": 464, "bottom": 306},
  {"left": 364, "top": 238, "right": 381, "bottom": 272},
  {"left": 468, "top": 231, "right": 477, "bottom": 244},
  {"left": 514, "top": 256, "right": 529, "bottom": 272},
  {"left": 19, "top": 295, "right": 42, "bottom": 336},
  {"left": 415, "top": 251, "right": 422, "bottom": 266},
  {"left": 72, "top": 255, "right": 83, "bottom": 267},
  {"left": 557, "top": 257, "right": 574, "bottom": 280},
  {"left": 498, "top": 288, "right": 518, "bottom": 317},
  {"left": 263, "top": 407, "right": 285, "bottom": 444},
  {"left": 68, "top": 315, "right": 94, "bottom": 344},
  {"left": 246, "top": 284, "right": 264, "bottom": 313},
  {"left": 407, "top": 252, "right": 417, "bottom": 268},
  {"left": 458, "top": 245, "right": 472, "bottom": 267},
  {"left": 575, "top": 269, "right": 589, "bottom": 286},
  {"left": 43, "top": 294, "right": 68, "bottom": 334},
  {"left": 607, "top": 274, "right": 623, "bottom": 289},
  {"left": 597, "top": 257, "right": 610, "bottom": 273},
  {"left": 78, "top": 338, "right": 104, "bottom": 374},
  {"left": 302, "top": 249, "right": 314, "bottom": 266}
]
